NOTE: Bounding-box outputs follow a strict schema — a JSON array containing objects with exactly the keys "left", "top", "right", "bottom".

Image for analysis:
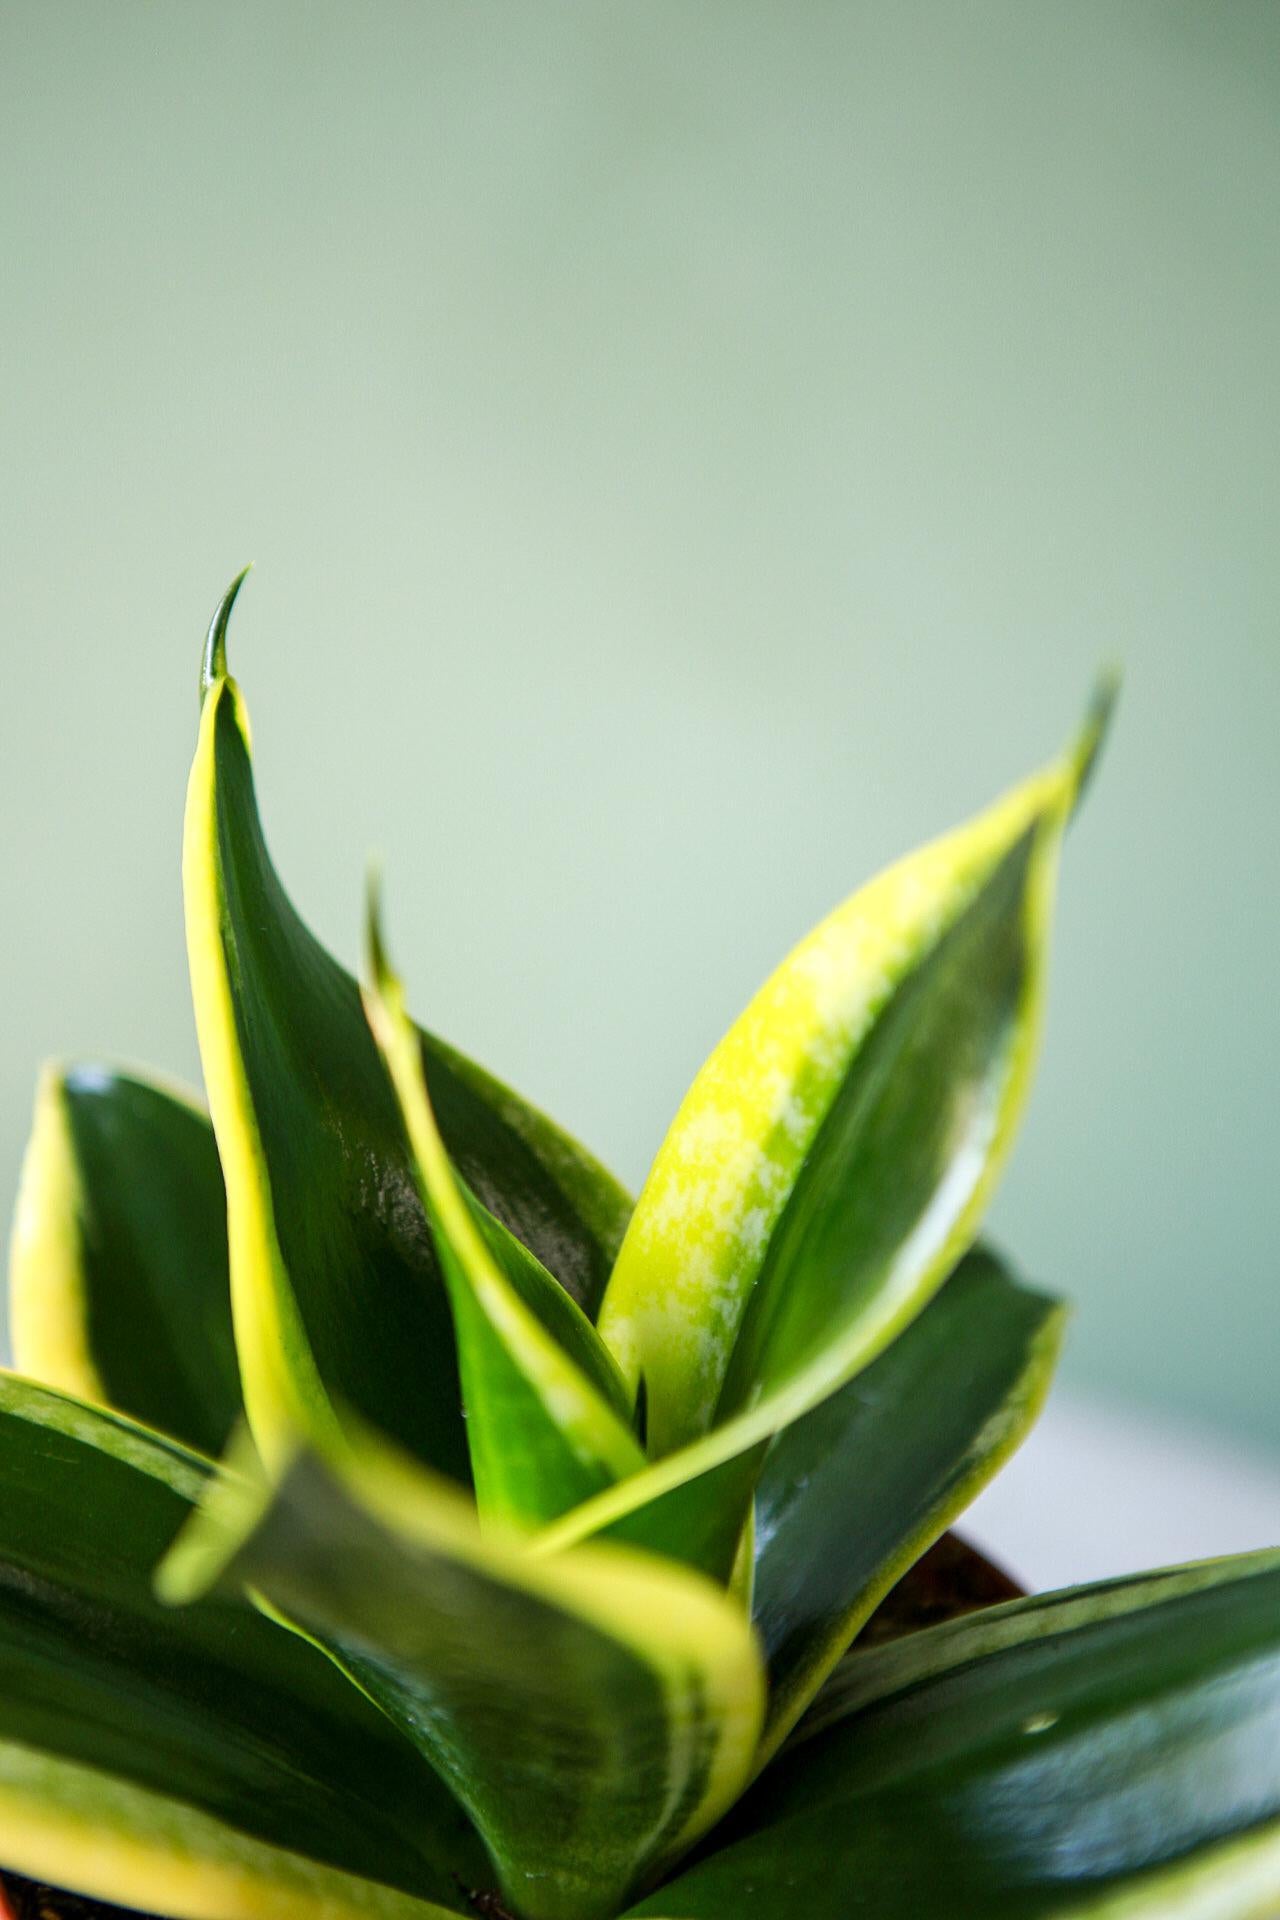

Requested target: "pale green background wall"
[{"left": 1, "top": 4, "right": 1277, "bottom": 1452}]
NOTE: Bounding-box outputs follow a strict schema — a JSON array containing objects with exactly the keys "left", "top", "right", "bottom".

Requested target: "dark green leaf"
[
  {"left": 9, "top": 1064, "right": 239, "bottom": 1457},
  {"left": 183, "top": 577, "right": 631, "bottom": 1477},
  {"left": 628, "top": 1552, "right": 1280, "bottom": 1919},
  {"left": 0, "top": 1374, "right": 482, "bottom": 1919},
  {"left": 751, "top": 1246, "right": 1064, "bottom": 1760},
  {"left": 589, "top": 1447, "right": 766, "bottom": 1588},
  {"left": 160, "top": 1418, "right": 765, "bottom": 1920}
]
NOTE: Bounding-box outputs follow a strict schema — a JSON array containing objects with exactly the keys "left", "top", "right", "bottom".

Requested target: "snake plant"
[{"left": 3, "top": 574, "right": 1277, "bottom": 1920}]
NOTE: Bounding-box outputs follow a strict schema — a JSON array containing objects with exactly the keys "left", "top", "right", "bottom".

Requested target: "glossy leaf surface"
[
  {"left": 544, "top": 709, "right": 1106, "bottom": 1571},
  {"left": 9, "top": 1064, "right": 240, "bottom": 1458},
  {"left": 600, "top": 694, "right": 1109, "bottom": 1459},
  {"left": 161, "top": 1422, "right": 764, "bottom": 1920},
  {"left": 0, "top": 1374, "right": 483, "bottom": 1920},
  {"left": 629, "top": 1552, "right": 1280, "bottom": 1919},
  {"left": 183, "top": 576, "right": 632, "bottom": 1475},
  {"left": 363, "top": 897, "right": 644, "bottom": 1528},
  {"left": 751, "top": 1245, "right": 1064, "bottom": 1762}
]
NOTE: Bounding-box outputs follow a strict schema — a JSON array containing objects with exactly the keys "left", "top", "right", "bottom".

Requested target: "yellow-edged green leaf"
[
  {"left": 160, "top": 1417, "right": 765, "bottom": 1920},
  {"left": 750, "top": 1245, "right": 1064, "bottom": 1765},
  {"left": 0, "top": 1374, "right": 483, "bottom": 1920},
  {"left": 555, "top": 694, "right": 1108, "bottom": 1575},
  {"left": 600, "top": 691, "right": 1110, "bottom": 1458},
  {"left": 8, "top": 1063, "right": 240, "bottom": 1458},
  {"left": 183, "top": 573, "right": 632, "bottom": 1478},
  {"left": 629, "top": 1552, "right": 1280, "bottom": 1920},
  {"left": 362, "top": 888, "right": 644, "bottom": 1529},
  {"left": 0, "top": 1756, "right": 464, "bottom": 1920},
  {"left": 798, "top": 1549, "right": 1280, "bottom": 1742}
]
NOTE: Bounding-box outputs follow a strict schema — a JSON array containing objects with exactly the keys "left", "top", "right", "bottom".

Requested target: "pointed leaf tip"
[
  {"left": 200, "top": 565, "right": 253, "bottom": 706},
  {"left": 1069, "top": 667, "right": 1120, "bottom": 816},
  {"left": 363, "top": 860, "right": 393, "bottom": 999}
]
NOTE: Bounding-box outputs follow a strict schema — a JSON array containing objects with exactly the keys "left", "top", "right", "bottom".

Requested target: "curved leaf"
[
  {"left": 0, "top": 1374, "right": 483, "bottom": 1920},
  {"left": 797, "top": 1548, "right": 1280, "bottom": 1742},
  {"left": 751, "top": 1245, "right": 1064, "bottom": 1764},
  {"left": 160, "top": 1419, "right": 765, "bottom": 1920},
  {"left": 363, "top": 890, "right": 644, "bottom": 1528},
  {"left": 183, "top": 574, "right": 631, "bottom": 1476},
  {"left": 599, "top": 687, "right": 1111, "bottom": 1459},
  {"left": 629, "top": 1552, "right": 1280, "bottom": 1919},
  {"left": 8, "top": 1064, "right": 239, "bottom": 1458},
  {"left": 542, "top": 698, "right": 1109, "bottom": 1571}
]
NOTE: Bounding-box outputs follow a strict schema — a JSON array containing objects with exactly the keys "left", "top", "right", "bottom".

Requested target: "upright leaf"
[
  {"left": 8, "top": 1063, "right": 240, "bottom": 1457},
  {"left": 749, "top": 1246, "right": 1064, "bottom": 1763},
  {"left": 544, "top": 698, "right": 1110, "bottom": 1571},
  {"left": 161, "top": 1419, "right": 765, "bottom": 1920},
  {"left": 0, "top": 1375, "right": 483, "bottom": 1920},
  {"left": 363, "top": 888, "right": 644, "bottom": 1528},
  {"left": 599, "top": 692, "right": 1109, "bottom": 1458},
  {"left": 183, "top": 573, "right": 632, "bottom": 1476},
  {"left": 630, "top": 1553, "right": 1280, "bottom": 1920}
]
